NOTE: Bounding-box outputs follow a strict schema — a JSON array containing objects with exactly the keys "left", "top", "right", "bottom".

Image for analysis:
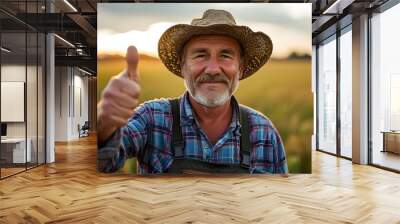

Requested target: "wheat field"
[{"left": 98, "top": 56, "right": 312, "bottom": 173}]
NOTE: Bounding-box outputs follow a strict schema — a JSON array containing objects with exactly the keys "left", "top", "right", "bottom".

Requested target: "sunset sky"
[{"left": 97, "top": 3, "right": 311, "bottom": 59}]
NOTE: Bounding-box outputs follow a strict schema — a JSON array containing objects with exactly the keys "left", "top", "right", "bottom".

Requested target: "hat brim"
[{"left": 158, "top": 23, "right": 273, "bottom": 80}]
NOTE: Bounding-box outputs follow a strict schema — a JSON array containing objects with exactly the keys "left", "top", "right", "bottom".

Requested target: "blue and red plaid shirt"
[{"left": 98, "top": 91, "right": 288, "bottom": 174}]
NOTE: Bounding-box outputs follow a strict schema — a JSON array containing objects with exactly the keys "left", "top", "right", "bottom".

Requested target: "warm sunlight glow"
[
  {"left": 98, "top": 22, "right": 174, "bottom": 58},
  {"left": 98, "top": 22, "right": 310, "bottom": 59}
]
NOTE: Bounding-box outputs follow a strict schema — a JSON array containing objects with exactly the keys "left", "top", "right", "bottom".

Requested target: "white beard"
[{"left": 184, "top": 73, "right": 240, "bottom": 108}]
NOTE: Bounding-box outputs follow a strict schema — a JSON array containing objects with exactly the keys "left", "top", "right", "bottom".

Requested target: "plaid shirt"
[{"left": 98, "top": 91, "right": 288, "bottom": 174}]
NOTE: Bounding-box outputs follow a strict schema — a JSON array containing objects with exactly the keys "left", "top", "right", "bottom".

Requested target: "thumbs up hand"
[{"left": 97, "top": 46, "right": 141, "bottom": 144}]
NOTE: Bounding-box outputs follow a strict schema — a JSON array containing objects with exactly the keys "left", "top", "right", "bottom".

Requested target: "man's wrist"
[{"left": 97, "top": 118, "right": 118, "bottom": 146}]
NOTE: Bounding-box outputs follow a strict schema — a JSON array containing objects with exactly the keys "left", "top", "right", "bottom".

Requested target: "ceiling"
[
  {"left": 0, "top": 0, "right": 394, "bottom": 75},
  {"left": 309, "top": 0, "right": 390, "bottom": 43}
]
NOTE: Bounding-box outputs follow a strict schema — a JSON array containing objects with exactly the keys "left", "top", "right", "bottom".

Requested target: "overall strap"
[
  {"left": 169, "top": 98, "right": 184, "bottom": 158},
  {"left": 239, "top": 105, "right": 251, "bottom": 168}
]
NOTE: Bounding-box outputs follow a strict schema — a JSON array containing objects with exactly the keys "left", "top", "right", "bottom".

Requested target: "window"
[
  {"left": 0, "top": 1, "right": 46, "bottom": 179},
  {"left": 339, "top": 27, "right": 352, "bottom": 158},
  {"left": 371, "top": 2, "right": 400, "bottom": 171},
  {"left": 317, "top": 35, "right": 337, "bottom": 154},
  {"left": 390, "top": 74, "right": 400, "bottom": 130}
]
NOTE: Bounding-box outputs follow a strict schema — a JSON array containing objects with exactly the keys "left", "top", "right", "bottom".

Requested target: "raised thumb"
[{"left": 125, "top": 45, "right": 139, "bottom": 82}]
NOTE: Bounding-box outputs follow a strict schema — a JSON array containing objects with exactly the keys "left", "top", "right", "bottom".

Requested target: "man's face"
[{"left": 181, "top": 35, "right": 243, "bottom": 107}]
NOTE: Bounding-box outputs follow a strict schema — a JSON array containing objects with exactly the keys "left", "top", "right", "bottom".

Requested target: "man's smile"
[
  {"left": 199, "top": 81, "right": 227, "bottom": 84},
  {"left": 197, "top": 78, "right": 229, "bottom": 85}
]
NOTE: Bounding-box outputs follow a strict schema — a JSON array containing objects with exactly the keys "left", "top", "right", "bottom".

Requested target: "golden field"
[{"left": 98, "top": 55, "right": 312, "bottom": 173}]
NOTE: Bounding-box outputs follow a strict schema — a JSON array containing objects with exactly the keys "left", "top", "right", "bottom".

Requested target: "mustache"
[{"left": 195, "top": 73, "right": 230, "bottom": 85}]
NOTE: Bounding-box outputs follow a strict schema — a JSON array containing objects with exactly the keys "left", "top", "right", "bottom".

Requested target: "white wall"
[
  {"left": 1, "top": 65, "right": 26, "bottom": 143},
  {"left": 54, "top": 67, "right": 69, "bottom": 141},
  {"left": 1, "top": 65, "right": 35, "bottom": 138},
  {"left": 1, "top": 65, "right": 25, "bottom": 132},
  {"left": 54, "top": 67, "right": 89, "bottom": 141}
]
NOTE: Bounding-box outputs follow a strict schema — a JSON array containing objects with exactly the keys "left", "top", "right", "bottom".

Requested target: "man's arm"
[
  {"left": 97, "top": 104, "right": 150, "bottom": 173},
  {"left": 271, "top": 127, "right": 289, "bottom": 174},
  {"left": 97, "top": 46, "right": 142, "bottom": 173},
  {"left": 97, "top": 46, "right": 141, "bottom": 145}
]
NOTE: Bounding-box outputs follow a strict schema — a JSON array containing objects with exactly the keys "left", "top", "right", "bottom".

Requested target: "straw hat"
[{"left": 158, "top": 9, "right": 273, "bottom": 80}]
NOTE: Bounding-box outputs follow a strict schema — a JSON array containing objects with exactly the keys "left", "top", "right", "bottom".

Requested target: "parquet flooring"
[
  {"left": 0, "top": 135, "right": 400, "bottom": 223},
  {"left": 1, "top": 167, "right": 26, "bottom": 178}
]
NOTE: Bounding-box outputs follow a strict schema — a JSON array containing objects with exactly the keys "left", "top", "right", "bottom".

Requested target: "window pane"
[
  {"left": 318, "top": 36, "right": 337, "bottom": 154},
  {"left": 27, "top": 31, "right": 38, "bottom": 169},
  {"left": 371, "top": 3, "right": 400, "bottom": 171},
  {"left": 340, "top": 28, "right": 352, "bottom": 158},
  {"left": 1, "top": 30, "right": 27, "bottom": 177}
]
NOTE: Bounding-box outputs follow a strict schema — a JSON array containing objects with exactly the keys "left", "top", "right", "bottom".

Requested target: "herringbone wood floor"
[{"left": 1, "top": 135, "right": 400, "bottom": 223}]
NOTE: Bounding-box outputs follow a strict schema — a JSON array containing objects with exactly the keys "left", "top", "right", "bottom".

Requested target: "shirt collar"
[{"left": 179, "top": 91, "right": 241, "bottom": 135}]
